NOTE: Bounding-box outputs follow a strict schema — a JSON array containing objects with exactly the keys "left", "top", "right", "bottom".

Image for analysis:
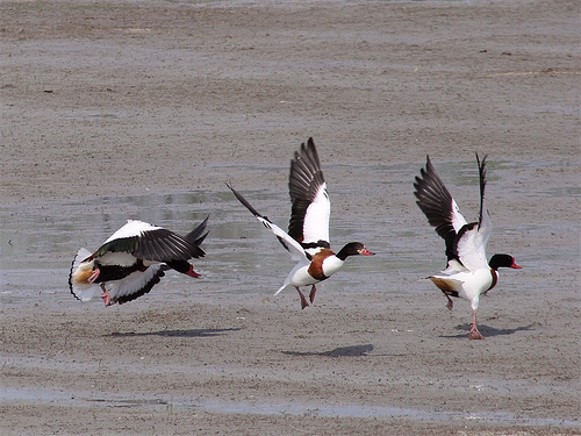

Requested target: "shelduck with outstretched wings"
[
  {"left": 228, "top": 137, "right": 374, "bottom": 309},
  {"left": 414, "top": 154, "right": 521, "bottom": 340},
  {"left": 69, "top": 217, "right": 208, "bottom": 306}
]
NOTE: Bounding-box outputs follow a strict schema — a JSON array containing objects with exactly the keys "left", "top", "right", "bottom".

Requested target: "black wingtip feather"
[
  {"left": 475, "top": 152, "right": 488, "bottom": 228},
  {"left": 134, "top": 228, "right": 205, "bottom": 262},
  {"left": 227, "top": 183, "right": 272, "bottom": 223},
  {"left": 413, "top": 155, "right": 459, "bottom": 259},
  {"left": 227, "top": 182, "right": 299, "bottom": 255},
  {"left": 68, "top": 255, "right": 82, "bottom": 302},
  {"left": 185, "top": 215, "right": 210, "bottom": 250},
  {"left": 288, "top": 137, "right": 326, "bottom": 242}
]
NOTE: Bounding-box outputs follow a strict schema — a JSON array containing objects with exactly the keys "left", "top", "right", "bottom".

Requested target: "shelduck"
[
  {"left": 69, "top": 217, "right": 208, "bottom": 306},
  {"left": 414, "top": 154, "right": 521, "bottom": 339},
  {"left": 228, "top": 137, "right": 374, "bottom": 309}
]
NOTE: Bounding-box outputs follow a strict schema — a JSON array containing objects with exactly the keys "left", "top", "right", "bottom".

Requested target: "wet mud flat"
[
  {"left": 1, "top": 0, "right": 580, "bottom": 434},
  {"left": 1, "top": 290, "right": 579, "bottom": 435},
  {"left": 1, "top": 179, "right": 579, "bottom": 434}
]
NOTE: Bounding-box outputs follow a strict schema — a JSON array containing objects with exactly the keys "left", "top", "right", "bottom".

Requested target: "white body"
[
  {"left": 431, "top": 264, "right": 496, "bottom": 311},
  {"left": 275, "top": 255, "right": 345, "bottom": 295}
]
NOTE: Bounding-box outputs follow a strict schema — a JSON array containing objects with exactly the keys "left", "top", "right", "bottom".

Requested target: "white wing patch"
[
  {"left": 478, "top": 206, "right": 493, "bottom": 250},
  {"left": 456, "top": 226, "right": 489, "bottom": 271},
  {"left": 256, "top": 216, "right": 309, "bottom": 262},
  {"left": 104, "top": 220, "right": 161, "bottom": 243},
  {"left": 69, "top": 248, "right": 102, "bottom": 302},
  {"left": 73, "top": 247, "right": 92, "bottom": 266},
  {"left": 106, "top": 264, "right": 165, "bottom": 300},
  {"left": 444, "top": 259, "right": 469, "bottom": 274},
  {"left": 302, "top": 183, "right": 330, "bottom": 245},
  {"left": 450, "top": 199, "right": 468, "bottom": 233},
  {"left": 71, "top": 284, "right": 102, "bottom": 302},
  {"left": 97, "top": 251, "right": 141, "bottom": 267}
]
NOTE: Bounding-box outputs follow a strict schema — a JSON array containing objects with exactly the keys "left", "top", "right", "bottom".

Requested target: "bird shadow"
[
  {"left": 439, "top": 323, "right": 535, "bottom": 339},
  {"left": 281, "top": 343, "right": 375, "bottom": 358},
  {"left": 108, "top": 328, "right": 241, "bottom": 338}
]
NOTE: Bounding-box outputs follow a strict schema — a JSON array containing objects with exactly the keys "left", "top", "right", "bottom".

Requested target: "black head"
[
  {"left": 336, "top": 242, "right": 375, "bottom": 261},
  {"left": 167, "top": 260, "right": 201, "bottom": 278},
  {"left": 489, "top": 254, "right": 522, "bottom": 271}
]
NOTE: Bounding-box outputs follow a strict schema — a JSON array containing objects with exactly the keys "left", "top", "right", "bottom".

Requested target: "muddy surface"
[{"left": 0, "top": 0, "right": 579, "bottom": 434}]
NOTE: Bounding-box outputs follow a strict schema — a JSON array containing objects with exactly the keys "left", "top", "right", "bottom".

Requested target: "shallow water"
[
  {"left": 1, "top": 159, "right": 579, "bottom": 430},
  {"left": 0, "top": 385, "right": 577, "bottom": 428},
  {"left": 0, "top": 162, "right": 411, "bottom": 305},
  {"left": 0, "top": 159, "right": 578, "bottom": 307}
]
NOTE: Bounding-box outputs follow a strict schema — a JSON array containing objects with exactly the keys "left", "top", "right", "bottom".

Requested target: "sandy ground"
[{"left": 1, "top": 0, "right": 580, "bottom": 434}]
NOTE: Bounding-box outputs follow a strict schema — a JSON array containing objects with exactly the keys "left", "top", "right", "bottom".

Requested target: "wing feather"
[
  {"left": 455, "top": 224, "right": 489, "bottom": 271},
  {"left": 184, "top": 215, "right": 209, "bottom": 249},
  {"left": 227, "top": 183, "right": 310, "bottom": 262},
  {"left": 288, "top": 138, "right": 330, "bottom": 248},
  {"left": 97, "top": 221, "right": 204, "bottom": 262},
  {"left": 106, "top": 265, "right": 167, "bottom": 304},
  {"left": 454, "top": 154, "right": 492, "bottom": 271},
  {"left": 476, "top": 153, "right": 493, "bottom": 248},
  {"left": 414, "top": 155, "right": 468, "bottom": 260},
  {"left": 69, "top": 248, "right": 101, "bottom": 302},
  {"left": 415, "top": 154, "right": 494, "bottom": 271}
]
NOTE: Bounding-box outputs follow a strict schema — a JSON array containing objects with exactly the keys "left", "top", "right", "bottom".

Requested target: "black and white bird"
[
  {"left": 414, "top": 154, "right": 521, "bottom": 339},
  {"left": 69, "top": 217, "right": 208, "bottom": 306},
  {"left": 228, "top": 137, "right": 374, "bottom": 309}
]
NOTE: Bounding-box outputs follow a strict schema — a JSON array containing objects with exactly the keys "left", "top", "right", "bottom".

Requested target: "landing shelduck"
[
  {"left": 228, "top": 137, "right": 374, "bottom": 309},
  {"left": 69, "top": 217, "right": 208, "bottom": 306},
  {"left": 414, "top": 154, "right": 521, "bottom": 339}
]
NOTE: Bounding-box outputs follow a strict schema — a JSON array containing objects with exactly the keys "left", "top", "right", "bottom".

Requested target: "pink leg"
[
  {"left": 186, "top": 264, "right": 201, "bottom": 278},
  {"left": 296, "top": 288, "right": 309, "bottom": 310},
  {"left": 309, "top": 284, "right": 317, "bottom": 304},
  {"left": 88, "top": 267, "right": 101, "bottom": 283},
  {"left": 445, "top": 295, "right": 454, "bottom": 311},
  {"left": 100, "top": 284, "right": 112, "bottom": 307},
  {"left": 468, "top": 310, "right": 484, "bottom": 340}
]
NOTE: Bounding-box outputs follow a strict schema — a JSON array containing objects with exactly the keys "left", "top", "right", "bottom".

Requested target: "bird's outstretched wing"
[
  {"left": 414, "top": 155, "right": 468, "bottom": 261},
  {"left": 454, "top": 154, "right": 491, "bottom": 271},
  {"left": 227, "top": 184, "right": 311, "bottom": 262},
  {"left": 288, "top": 137, "right": 330, "bottom": 252},
  {"left": 415, "top": 154, "right": 492, "bottom": 271},
  {"left": 92, "top": 220, "right": 204, "bottom": 262},
  {"left": 108, "top": 265, "right": 167, "bottom": 305}
]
